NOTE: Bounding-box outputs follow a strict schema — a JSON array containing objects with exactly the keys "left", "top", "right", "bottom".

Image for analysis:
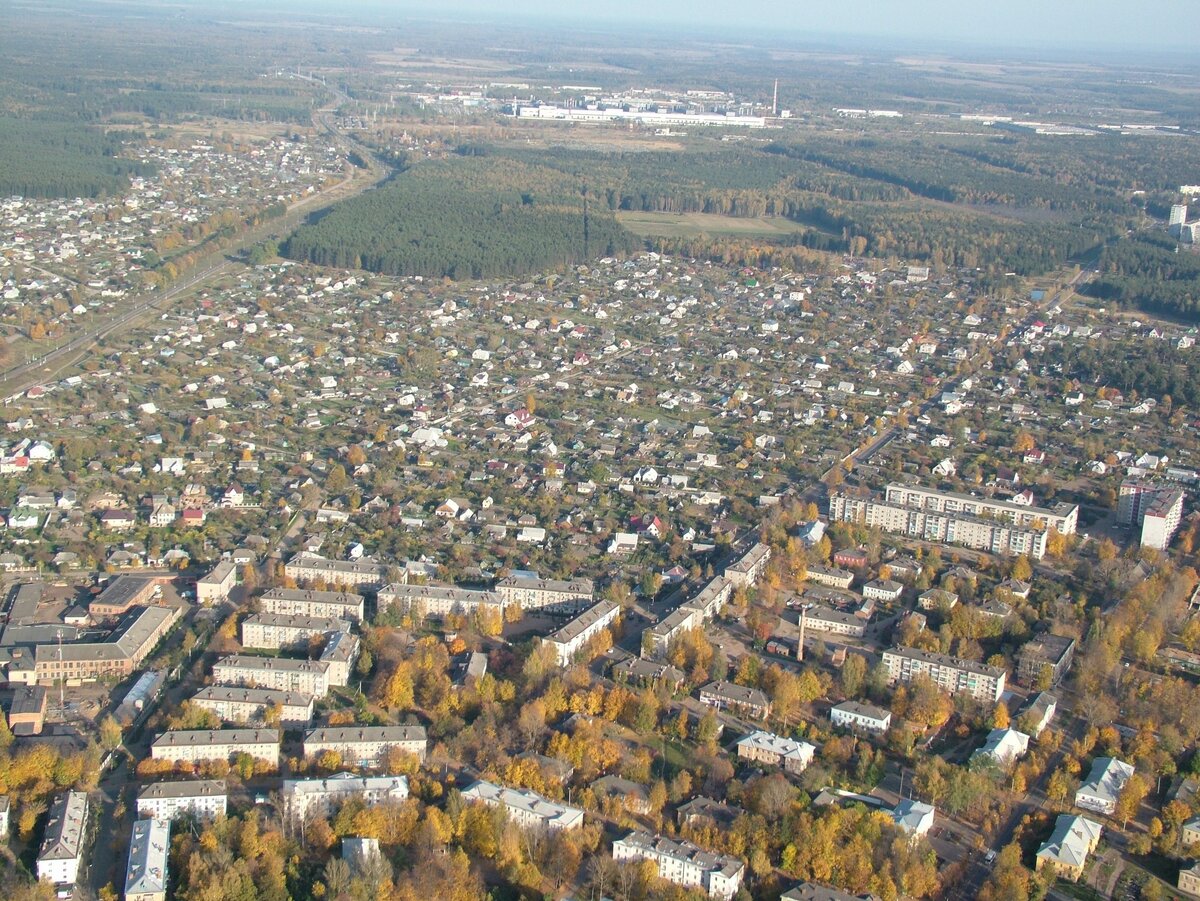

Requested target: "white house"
[
  {"left": 971, "top": 728, "right": 1030, "bottom": 767},
  {"left": 830, "top": 700, "right": 892, "bottom": 735},
  {"left": 892, "top": 799, "right": 935, "bottom": 838},
  {"left": 1075, "top": 757, "right": 1135, "bottom": 816}
]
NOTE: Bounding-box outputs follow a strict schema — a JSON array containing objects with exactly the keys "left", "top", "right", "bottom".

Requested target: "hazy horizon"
[{"left": 208, "top": 0, "right": 1197, "bottom": 54}]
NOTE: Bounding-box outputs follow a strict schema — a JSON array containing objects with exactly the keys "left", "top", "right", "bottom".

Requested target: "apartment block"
[
  {"left": 612, "top": 831, "right": 744, "bottom": 900},
  {"left": 830, "top": 700, "right": 892, "bottom": 735},
  {"left": 698, "top": 681, "right": 770, "bottom": 719},
  {"left": 1118, "top": 480, "right": 1184, "bottom": 550},
  {"left": 376, "top": 583, "right": 505, "bottom": 619},
  {"left": 281, "top": 772, "right": 409, "bottom": 822},
  {"left": 124, "top": 818, "right": 170, "bottom": 901},
  {"left": 460, "top": 780, "right": 584, "bottom": 830},
  {"left": 735, "top": 730, "right": 815, "bottom": 774},
  {"left": 197, "top": 561, "right": 238, "bottom": 606},
  {"left": 240, "top": 612, "right": 348, "bottom": 651},
  {"left": 212, "top": 655, "right": 331, "bottom": 698},
  {"left": 150, "top": 728, "right": 280, "bottom": 765},
  {"left": 258, "top": 587, "right": 364, "bottom": 622},
  {"left": 881, "top": 647, "right": 1006, "bottom": 702},
  {"left": 494, "top": 575, "right": 594, "bottom": 612},
  {"left": 830, "top": 493, "right": 1052, "bottom": 559},
  {"left": 189, "top": 685, "right": 314, "bottom": 728},
  {"left": 284, "top": 554, "right": 384, "bottom": 588},
  {"left": 37, "top": 790, "right": 89, "bottom": 888},
  {"left": 723, "top": 542, "right": 771, "bottom": 588},
  {"left": 541, "top": 600, "right": 620, "bottom": 666},
  {"left": 318, "top": 630, "right": 360, "bottom": 686},
  {"left": 1016, "top": 634, "right": 1076, "bottom": 687},
  {"left": 136, "top": 780, "right": 227, "bottom": 821},
  {"left": 302, "top": 725, "right": 427, "bottom": 767}
]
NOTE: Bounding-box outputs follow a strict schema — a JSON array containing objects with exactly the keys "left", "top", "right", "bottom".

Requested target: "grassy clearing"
[{"left": 616, "top": 211, "right": 809, "bottom": 239}]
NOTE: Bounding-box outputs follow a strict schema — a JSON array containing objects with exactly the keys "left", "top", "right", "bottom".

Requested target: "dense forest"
[
  {"left": 1083, "top": 232, "right": 1200, "bottom": 320},
  {"left": 1060, "top": 338, "right": 1200, "bottom": 407},
  {"left": 479, "top": 143, "right": 1112, "bottom": 276},
  {"left": 282, "top": 156, "right": 639, "bottom": 278},
  {"left": 0, "top": 119, "right": 156, "bottom": 198}
]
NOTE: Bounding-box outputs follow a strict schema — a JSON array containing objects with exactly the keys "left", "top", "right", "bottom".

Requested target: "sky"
[{"left": 325, "top": 0, "right": 1194, "bottom": 52}]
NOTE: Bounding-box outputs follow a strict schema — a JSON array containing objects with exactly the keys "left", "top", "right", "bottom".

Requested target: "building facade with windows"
[
  {"left": 302, "top": 725, "right": 427, "bottom": 767},
  {"left": 612, "top": 831, "right": 744, "bottom": 900},
  {"left": 136, "top": 781, "right": 227, "bottom": 821},
  {"left": 881, "top": 647, "right": 1006, "bottom": 702}
]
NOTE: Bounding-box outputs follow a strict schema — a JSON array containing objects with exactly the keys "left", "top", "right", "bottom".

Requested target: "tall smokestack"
[{"left": 772, "top": 79, "right": 778, "bottom": 117}]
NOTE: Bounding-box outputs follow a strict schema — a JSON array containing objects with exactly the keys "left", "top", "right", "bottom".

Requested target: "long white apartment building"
[
  {"left": 376, "top": 582, "right": 505, "bottom": 619},
  {"left": 258, "top": 587, "right": 364, "bottom": 622},
  {"left": 284, "top": 553, "right": 384, "bottom": 588},
  {"left": 494, "top": 575, "right": 594, "bottom": 612},
  {"left": 37, "top": 790, "right": 89, "bottom": 888},
  {"left": 612, "top": 831, "right": 744, "bottom": 900},
  {"left": 830, "top": 493, "right": 1053, "bottom": 559},
  {"left": 723, "top": 542, "right": 771, "bottom": 588},
  {"left": 882, "top": 483, "right": 1078, "bottom": 533},
  {"left": 189, "top": 685, "right": 314, "bottom": 728},
  {"left": 240, "top": 612, "right": 348, "bottom": 650},
  {"left": 881, "top": 646, "right": 1006, "bottom": 702},
  {"left": 136, "top": 780, "right": 227, "bottom": 821},
  {"left": 460, "top": 780, "right": 584, "bottom": 830},
  {"left": 124, "top": 818, "right": 170, "bottom": 901},
  {"left": 212, "top": 655, "right": 332, "bottom": 698},
  {"left": 150, "top": 728, "right": 280, "bottom": 765},
  {"left": 542, "top": 600, "right": 620, "bottom": 666},
  {"left": 303, "top": 725, "right": 427, "bottom": 767},
  {"left": 281, "top": 772, "right": 409, "bottom": 822}
]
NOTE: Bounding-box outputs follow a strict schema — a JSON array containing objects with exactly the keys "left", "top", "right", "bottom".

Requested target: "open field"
[{"left": 616, "top": 210, "right": 809, "bottom": 238}]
